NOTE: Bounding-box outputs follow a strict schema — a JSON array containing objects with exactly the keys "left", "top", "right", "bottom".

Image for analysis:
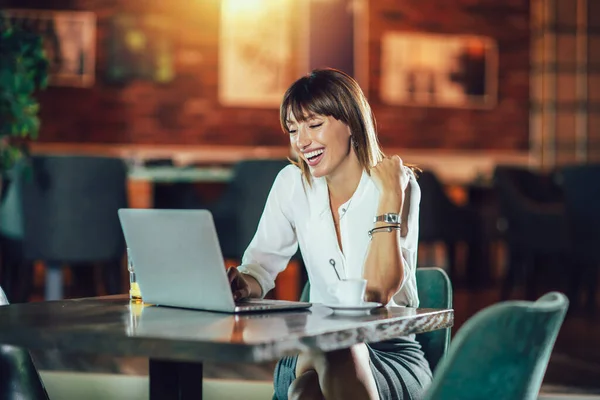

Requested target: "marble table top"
[{"left": 0, "top": 296, "right": 453, "bottom": 363}]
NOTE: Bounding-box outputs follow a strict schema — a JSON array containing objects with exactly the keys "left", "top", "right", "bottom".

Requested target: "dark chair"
[
  {"left": 493, "top": 166, "right": 570, "bottom": 300},
  {"left": 298, "top": 267, "right": 452, "bottom": 373},
  {"left": 417, "top": 170, "right": 487, "bottom": 284},
  {"left": 0, "top": 286, "right": 49, "bottom": 399},
  {"left": 557, "top": 164, "right": 600, "bottom": 309},
  {"left": 1, "top": 155, "right": 128, "bottom": 301},
  {"left": 424, "top": 292, "right": 568, "bottom": 400},
  {"left": 210, "top": 159, "right": 294, "bottom": 261}
]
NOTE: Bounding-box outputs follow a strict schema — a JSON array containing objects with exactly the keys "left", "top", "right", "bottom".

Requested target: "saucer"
[{"left": 321, "top": 301, "right": 383, "bottom": 315}]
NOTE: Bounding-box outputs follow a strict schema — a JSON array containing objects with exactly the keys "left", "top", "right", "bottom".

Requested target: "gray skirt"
[{"left": 273, "top": 336, "right": 432, "bottom": 400}]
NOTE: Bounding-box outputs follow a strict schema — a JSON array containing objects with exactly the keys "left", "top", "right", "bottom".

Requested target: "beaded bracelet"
[{"left": 368, "top": 224, "right": 401, "bottom": 239}]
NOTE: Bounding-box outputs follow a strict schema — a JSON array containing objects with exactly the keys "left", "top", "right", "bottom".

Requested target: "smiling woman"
[{"left": 226, "top": 68, "right": 430, "bottom": 400}]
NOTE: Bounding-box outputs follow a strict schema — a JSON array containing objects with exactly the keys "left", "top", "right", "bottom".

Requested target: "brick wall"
[
  {"left": 369, "top": 0, "right": 530, "bottom": 150},
  {"left": 5, "top": 0, "right": 530, "bottom": 150}
]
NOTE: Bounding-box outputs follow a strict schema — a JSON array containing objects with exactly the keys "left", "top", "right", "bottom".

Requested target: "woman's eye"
[
  {"left": 288, "top": 129, "right": 297, "bottom": 135},
  {"left": 309, "top": 123, "right": 323, "bottom": 129}
]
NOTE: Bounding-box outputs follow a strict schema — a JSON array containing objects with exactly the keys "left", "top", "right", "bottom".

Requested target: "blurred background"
[{"left": 0, "top": 0, "right": 598, "bottom": 396}]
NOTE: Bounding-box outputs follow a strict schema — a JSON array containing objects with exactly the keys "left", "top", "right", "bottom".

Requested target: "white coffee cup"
[{"left": 328, "top": 279, "right": 367, "bottom": 306}]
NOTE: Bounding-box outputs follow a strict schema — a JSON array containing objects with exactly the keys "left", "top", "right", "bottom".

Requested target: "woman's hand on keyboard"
[{"left": 227, "top": 267, "right": 251, "bottom": 301}]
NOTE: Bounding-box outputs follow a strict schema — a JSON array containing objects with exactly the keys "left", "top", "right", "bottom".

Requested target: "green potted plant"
[{"left": 0, "top": 11, "right": 49, "bottom": 176}]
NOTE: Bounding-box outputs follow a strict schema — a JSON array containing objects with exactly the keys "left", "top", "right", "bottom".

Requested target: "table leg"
[
  {"left": 45, "top": 263, "right": 63, "bottom": 301},
  {"left": 149, "top": 359, "right": 203, "bottom": 400}
]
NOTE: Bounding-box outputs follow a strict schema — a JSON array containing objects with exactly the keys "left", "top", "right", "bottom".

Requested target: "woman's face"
[{"left": 286, "top": 111, "right": 352, "bottom": 178}]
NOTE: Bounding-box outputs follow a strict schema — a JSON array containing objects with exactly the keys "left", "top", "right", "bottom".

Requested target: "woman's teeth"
[{"left": 305, "top": 149, "right": 324, "bottom": 160}]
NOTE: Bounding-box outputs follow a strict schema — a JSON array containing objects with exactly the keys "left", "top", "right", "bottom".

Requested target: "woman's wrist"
[{"left": 377, "top": 191, "right": 404, "bottom": 214}]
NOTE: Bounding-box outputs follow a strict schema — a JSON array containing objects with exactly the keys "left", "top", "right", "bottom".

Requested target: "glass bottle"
[{"left": 127, "top": 248, "right": 142, "bottom": 302}]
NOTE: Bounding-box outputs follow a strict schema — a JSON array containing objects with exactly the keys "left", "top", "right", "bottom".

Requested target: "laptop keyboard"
[{"left": 235, "top": 298, "right": 304, "bottom": 311}]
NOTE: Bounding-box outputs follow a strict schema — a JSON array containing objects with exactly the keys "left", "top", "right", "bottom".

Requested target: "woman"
[{"left": 227, "top": 68, "right": 431, "bottom": 399}]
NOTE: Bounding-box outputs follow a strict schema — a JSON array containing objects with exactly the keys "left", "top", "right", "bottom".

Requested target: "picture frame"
[
  {"left": 380, "top": 32, "right": 498, "bottom": 109},
  {"left": 4, "top": 9, "right": 96, "bottom": 88},
  {"left": 106, "top": 13, "right": 174, "bottom": 85},
  {"left": 218, "top": 0, "right": 300, "bottom": 108}
]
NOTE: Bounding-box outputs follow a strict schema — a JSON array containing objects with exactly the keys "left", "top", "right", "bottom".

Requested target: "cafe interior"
[{"left": 0, "top": 0, "right": 599, "bottom": 399}]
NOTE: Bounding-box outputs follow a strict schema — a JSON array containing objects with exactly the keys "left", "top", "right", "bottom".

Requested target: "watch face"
[{"left": 386, "top": 214, "right": 398, "bottom": 223}]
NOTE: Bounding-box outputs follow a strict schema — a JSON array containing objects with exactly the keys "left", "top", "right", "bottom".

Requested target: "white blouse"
[{"left": 237, "top": 164, "right": 421, "bottom": 307}]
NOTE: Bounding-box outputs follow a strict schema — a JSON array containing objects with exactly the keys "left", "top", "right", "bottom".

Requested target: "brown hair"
[{"left": 280, "top": 68, "right": 385, "bottom": 184}]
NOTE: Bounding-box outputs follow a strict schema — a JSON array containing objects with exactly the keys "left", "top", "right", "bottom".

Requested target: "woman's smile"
[{"left": 304, "top": 148, "right": 325, "bottom": 167}]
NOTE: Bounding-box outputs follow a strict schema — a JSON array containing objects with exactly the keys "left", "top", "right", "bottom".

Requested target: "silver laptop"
[{"left": 118, "top": 209, "right": 311, "bottom": 313}]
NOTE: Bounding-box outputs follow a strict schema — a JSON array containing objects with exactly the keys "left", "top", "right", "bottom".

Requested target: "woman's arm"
[{"left": 362, "top": 156, "right": 411, "bottom": 305}]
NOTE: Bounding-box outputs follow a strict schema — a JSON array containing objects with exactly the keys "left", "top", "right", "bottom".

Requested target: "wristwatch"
[{"left": 373, "top": 213, "right": 401, "bottom": 224}]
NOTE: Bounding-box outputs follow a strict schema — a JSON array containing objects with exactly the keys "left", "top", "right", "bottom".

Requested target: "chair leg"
[{"left": 45, "top": 263, "right": 64, "bottom": 301}]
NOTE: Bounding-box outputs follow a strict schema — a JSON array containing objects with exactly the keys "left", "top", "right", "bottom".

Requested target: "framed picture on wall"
[
  {"left": 106, "top": 14, "right": 174, "bottom": 85},
  {"left": 219, "top": 0, "right": 302, "bottom": 108},
  {"left": 4, "top": 9, "right": 96, "bottom": 88},
  {"left": 380, "top": 32, "right": 498, "bottom": 109}
]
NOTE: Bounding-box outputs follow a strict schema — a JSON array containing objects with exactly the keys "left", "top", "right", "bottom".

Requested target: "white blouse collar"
[{"left": 310, "top": 169, "right": 371, "bottom": 219}]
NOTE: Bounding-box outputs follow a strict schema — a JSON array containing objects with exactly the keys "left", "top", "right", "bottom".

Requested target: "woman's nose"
[{"left": 296, "top": 126, "right": 311, "bottom": 149}]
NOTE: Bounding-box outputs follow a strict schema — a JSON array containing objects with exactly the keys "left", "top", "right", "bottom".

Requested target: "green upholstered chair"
[
  {"left": 424, "top": 292, "right": 569, "bottom": 400},
  {"left": 414, "top": 267, "right": 453, "bottom": 373},
  {"left": 299, "top": 281, "right": 310, "bottom": 302}
]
